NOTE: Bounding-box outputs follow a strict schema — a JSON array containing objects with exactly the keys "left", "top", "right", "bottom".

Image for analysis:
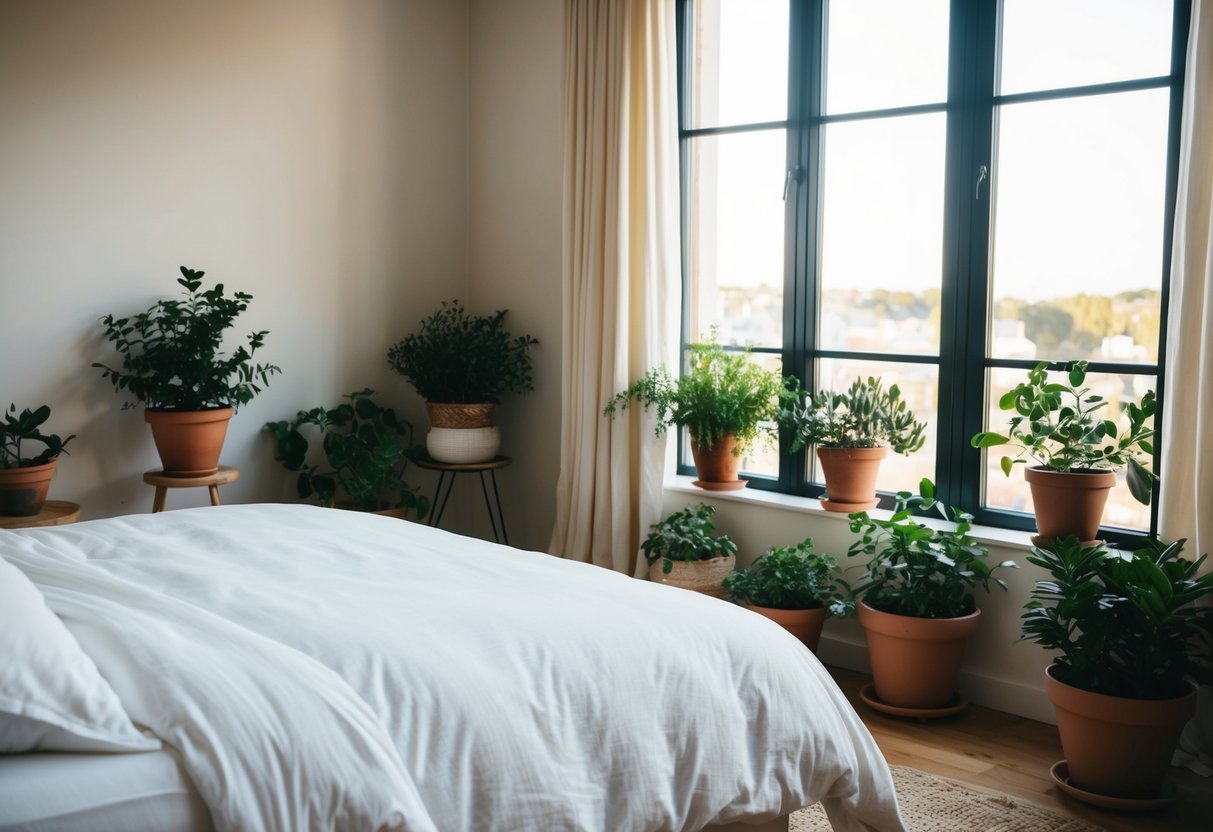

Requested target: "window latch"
[
  {"left": 975, "top": 164, "right": 989, "bottom": 201},
  {"left": 783, "top": 165, "right": 802, "bottom": 201}
]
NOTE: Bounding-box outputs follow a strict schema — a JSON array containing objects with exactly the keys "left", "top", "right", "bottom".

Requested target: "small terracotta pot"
[
  {"left": 858, "top": 601, "right": 979, "bottom": 709},
  {"left": 816, "top": 446, "right": 888, "bottom": 511},
  {"left": 426, "top": 402, "right": 496, "bottom": 429},
  {"left": 145, "top": 407, "right": 233, "bottom": 477},
  {"left": 689, "top": 432, "right": 741, "bottom": 484},
  {"left": 1045, "top": 665, "right": 1196, "bottom": 799},
  {"left": 648, "top": 554, "right": 735, "bottom": 597},
  {"left": 747, "top": 604, "right": 828, "bottom": 652},
  {"left": 1024, "top": 467, "right": 1115, "bottom": 544},
  {"left": 0, "top": 458, "right": 58, "bottom": 517}
]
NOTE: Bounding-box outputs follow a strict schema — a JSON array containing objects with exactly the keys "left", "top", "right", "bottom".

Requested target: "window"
[{"left": 677, "top": 0, "right": 1190, "bottom": 539}]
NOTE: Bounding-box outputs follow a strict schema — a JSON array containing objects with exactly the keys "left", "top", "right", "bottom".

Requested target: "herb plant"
[
  {"left": 265, "top": 389, "right": 429, "bottom": 517},
  {"left": 843, "top": 479, "right": 1017, "bottom": 619},
  {"left": 970, "top": 360, "right": 1157, "bottom": 503},
  {"left": 1022, "top": 536, "right": 1213, "bottom": 700},
  {"left": 94, "top": 266, "right": 280, "bottom": 411},
  {"left": 780, "top": 376, "right": 926, "bottom": 454},
  {"left": 641, "top": 503, "right": 738, "bottom": 575},
  {"left": 387, "top": 301, "right": 538, "bottom": 404},
  {"left": 604, "top": 337, "right": 783, "bottom": 453},
  {"left": 723, "top": 538, "right": 841, "bottom": 611},
  {"left": 1, "top": 404, "right": 75, "bottom": 468}
]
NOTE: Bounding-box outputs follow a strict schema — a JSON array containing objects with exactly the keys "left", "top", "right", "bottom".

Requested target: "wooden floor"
[{"left": 827, "top": 667, "right": 1213, "bottom": 832}]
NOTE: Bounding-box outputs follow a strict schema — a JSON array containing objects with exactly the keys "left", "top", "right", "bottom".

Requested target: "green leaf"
[{"left": 971, "top": 432, "right": 1009, "bottom": 448}]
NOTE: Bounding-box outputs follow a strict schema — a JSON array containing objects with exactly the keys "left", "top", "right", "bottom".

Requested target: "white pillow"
[{"left": 0, "top": 556, "right": 160, "bottom": 753}]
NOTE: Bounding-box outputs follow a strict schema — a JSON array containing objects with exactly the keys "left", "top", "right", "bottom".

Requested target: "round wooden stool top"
[
  {"left": 0, "top": 500, "right": 82, "bottom": 529},
  {"left": 142, "top": 466, "right": 240, "bottom": 488},
  {"left": 414, "top": 455, "right": 511, "bottom": 472}
]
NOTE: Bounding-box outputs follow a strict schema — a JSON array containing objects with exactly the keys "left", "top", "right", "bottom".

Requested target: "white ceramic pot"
[{"left": 426, "top": 426, "right": 500, "bottom": 464}]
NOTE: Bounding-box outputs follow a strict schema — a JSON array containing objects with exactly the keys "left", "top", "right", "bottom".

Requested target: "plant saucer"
[
  {"left": 820, "top": 497, "right": 879, "bottom": 513},
  {"left": 858, "top": 683, "right": 967, "bottom": 720},
  {"left": 1030, "top": 535, "right": 1103, "bottom": 549},
  {"left": 1049, "top": 761, "right": 1177, "bottom": 812},
  {"left": 692, "top": 479, "right": 748, "bottom": 492}
]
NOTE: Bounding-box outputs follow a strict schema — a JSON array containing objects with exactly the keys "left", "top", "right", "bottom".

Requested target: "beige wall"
[
  {"left": 1, "top": 0, "right": 470, "bottom": 517},
  {"left": 467, "top": 0, "right": 564, "bottom": 551}
]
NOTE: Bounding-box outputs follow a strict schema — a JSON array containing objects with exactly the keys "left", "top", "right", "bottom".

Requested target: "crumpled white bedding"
[{"left": 3, "top": 504, "right": 904, "bottom": 832}]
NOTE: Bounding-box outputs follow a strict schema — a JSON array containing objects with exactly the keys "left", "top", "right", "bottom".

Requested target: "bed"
[{"left": 0, "top": 504, "right": 905, "bottom": 831}]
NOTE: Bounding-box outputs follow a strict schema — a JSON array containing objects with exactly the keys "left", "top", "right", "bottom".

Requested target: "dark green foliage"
[
  {"left": 971, "top": 360, "right": 1157, "bottom": 504},
  {"left": 722, "top": 538, "right": 841, "bottom": 611},
  {"left": 1022, "top": 536, "right": 1213, "bottom": 699},
  {"left": 1, "top": 404, "right": 75, "bottom": 468},
  {"left": 265, "top": 389, "right": 429, "bottom": 518},
  {"left": 604, "top": 338, "right": 782, "bottom": 453},
  {"left": 641, "top": 503, "right": 738, "bottom": 575},
  {"left": 844, "top": 479, "right": 1017, "bottom": 619},
  {"left": 94, "top": 267, "right": 280, "bottom": 411},
  {"left": 387, "top": 301, "right": 538, "bottom": 404},
  {"left": 779, "top": 376, "right": 926, "bottom": 454}
]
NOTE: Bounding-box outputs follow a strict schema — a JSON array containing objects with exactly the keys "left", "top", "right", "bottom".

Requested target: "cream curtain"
[
  {"left": 548, "top": 0, "right": 680, "bottom": 574},
  {"left": 1159, "top": 0, "right": 1213, "bottom": 775}
]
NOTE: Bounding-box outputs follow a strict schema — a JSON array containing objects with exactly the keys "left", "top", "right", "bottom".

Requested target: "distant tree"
[{"left": 1022, "top": 304, "right": 1073, "bottom": 353}]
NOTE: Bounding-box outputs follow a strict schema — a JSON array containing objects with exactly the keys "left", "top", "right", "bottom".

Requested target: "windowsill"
[{"left": 664, "top": 474, "right": 1037, "bottom": 552}]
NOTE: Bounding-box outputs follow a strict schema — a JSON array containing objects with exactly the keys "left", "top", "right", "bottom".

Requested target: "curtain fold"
[
  {"left": 1159, "top": 0, "right": 1213, "bottom": 775},
  {"left": 549, "top": 0, "right": 680, "bottom": 575}
]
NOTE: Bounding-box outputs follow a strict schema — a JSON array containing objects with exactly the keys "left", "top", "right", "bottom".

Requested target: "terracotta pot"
[
  {"left": 747, "top": 604, "right": 828, "bottom": 652},
  {"left": 426, "top": 402, "right": 495, "bottom": 429},
  {"left": 816, "top": 446, "right": 888, "bottom": 512},
  {"left": 0, "top": 458, "right": 58, "bottom": 517},
  {"left": 858, "top": 601, "right": 979, "bottom": 709},
  {"left": 145, "top": 407, "right": 233, "bottom": 477},
  {"left": 648, "top": 554, "right": 735, "bottom": 597},
  {"left": 689, "top": 432, "right": 741, "bottom": 484},
  {"left": 1024, "top": 467, "right": 1115, "bottom": 544},
  {"left": 1045, "top": 665, "right": 1196, "bottom": 800},
  {"left": 334, "top": 501, "right": 411, "bottom": 519}
]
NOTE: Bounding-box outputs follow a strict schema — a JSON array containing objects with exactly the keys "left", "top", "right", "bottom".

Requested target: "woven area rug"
[{"left": 791, "top": 765, "right": 1101, "bottom": 831}]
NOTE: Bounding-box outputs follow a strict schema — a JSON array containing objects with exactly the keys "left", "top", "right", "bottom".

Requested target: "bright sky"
[{"left": 703, "top": 0, "right": 1175, "bottom": 302}]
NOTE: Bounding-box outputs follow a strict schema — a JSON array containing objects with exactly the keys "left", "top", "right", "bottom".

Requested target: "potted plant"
[
  {"left": 844, "top": 479, "right": 1017, "bottom": 712},
  {"left": 387, "top": 300, "right": 538, "bottom": 464},
  {"left": 94, "top": 266, "right": 280, "bottom": 476},
  {"left": 722, "top": 538, "right": 842, "bottom": 652},
  {"left": 779, "top": 376, "right": 926, "bottom": 511},
  {"left": 641, "top": 503, "right": 737, "bottom": 596},
  {"left": 971, "top": 360, "right": 1156, "bottom": 543},
  {"left": 1022, "top": 536, "right": 1213, "bottom": 803},
  {"left": 605, "top": 337, "right": 783, "bottom": 489},
  {"left": 0, "top": 404, "right": 75, "bottom": 516},
  {"left": 265, "top": 389, "right": 429, "bottom": 519}
]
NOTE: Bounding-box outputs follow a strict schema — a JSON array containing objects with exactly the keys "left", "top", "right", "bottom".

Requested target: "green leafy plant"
[
  {"left": 604, "top": 337, "right": 783, "bottom": 453},
  {"left": 779, "top": 376, "right": 927, "bottom": 454},
  {"left": 265, "top": 389, "right": 429, "bottom": 517},
  {"left": 843, "top": 479, "right": 1017, "bottom": 618},
  {"left": 387, "top": 300, "right": 538, "bottom": 404},
  {"left": 970, "top": 360, "right": 1157, "bottom": 504},
  {"left": 641, "top": 503, "right": 738, "bottom": 575},
  {"left": 94, "top": 266, "right": 280, "bottom": 411},
  {"left": 1021, "top": 536, "right": 1213, "bottom": 700},
  {"left": 722, "top": 538, "right": 841, "bottom": 611},
  {"left": 1, "top": 404, "right": 75, "bottom": 468}
]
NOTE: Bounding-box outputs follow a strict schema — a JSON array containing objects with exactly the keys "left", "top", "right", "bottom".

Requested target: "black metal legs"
[{"left": 428, "top": 468, "right": 509, "bottom": 545}]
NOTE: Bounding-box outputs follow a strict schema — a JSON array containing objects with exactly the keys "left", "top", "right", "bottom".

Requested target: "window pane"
[
  {"left": 989, "top": 90, "right": 1168, "bottom": 364},
  {"left": 825, "top": 0, "right": 949, "bottom": 114},
  {"left": 819, "top": 114, "right": 945, "bottom": 355},
  {"left": 689, "top": 0, "right": 788, "bottom": 129},
  {"left": 982, "top": 368, "right": 1154, "bottom": 531},
  {"left": 999, "top": 0, "right": 1174, "bottom": 95},
  {"left": 687, "top": 131, "right": 786, "bottom": 346},
  {"left": 810, "top": 359, "right": 938, "bottom": 495}
]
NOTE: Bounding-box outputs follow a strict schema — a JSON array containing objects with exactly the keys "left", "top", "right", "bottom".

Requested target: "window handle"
[
  {"left": 975, "top": 164, "right": 989, "bottom": 201},
  {"left": 783, "top": 165, "right": 802, "bottom": 201}
]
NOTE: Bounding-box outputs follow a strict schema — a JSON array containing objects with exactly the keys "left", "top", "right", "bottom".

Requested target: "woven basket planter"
[
  {"left": 648, "top": 554, "right": 735, "bottom": 597},
  {"left": 426, "top": 402, "right": 496, "bottom": 429}
]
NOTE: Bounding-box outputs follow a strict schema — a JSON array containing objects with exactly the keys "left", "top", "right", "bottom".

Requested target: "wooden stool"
[
  {"left": 143, "top": 466, "right": 239, "bottom": 513},
  {"left": 414, "top": 456, "right": 511, "bottom": 545},
  {"left": 0, "top": 500, "right": 81, "bottom": 529}
]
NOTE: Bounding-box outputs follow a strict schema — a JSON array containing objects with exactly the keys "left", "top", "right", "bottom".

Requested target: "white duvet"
[{"left": 3, "top": 504, "right": 904, "bottom": 832}]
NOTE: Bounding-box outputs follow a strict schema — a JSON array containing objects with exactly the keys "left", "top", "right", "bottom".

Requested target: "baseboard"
[{"left": 815, "top": 634, "right": 1058, "bottom": 725}]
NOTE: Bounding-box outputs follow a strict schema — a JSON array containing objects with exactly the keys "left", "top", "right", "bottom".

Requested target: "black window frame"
[{"left": 675, "top": 0, "right": 1191, "bottom": 545}]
